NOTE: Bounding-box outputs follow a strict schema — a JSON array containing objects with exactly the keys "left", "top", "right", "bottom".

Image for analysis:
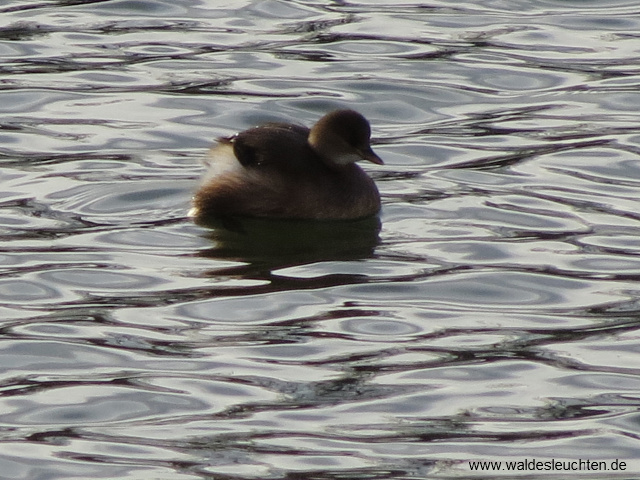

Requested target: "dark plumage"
[{"left": 190, "top": 109, "right": 383, "bottom": 221}]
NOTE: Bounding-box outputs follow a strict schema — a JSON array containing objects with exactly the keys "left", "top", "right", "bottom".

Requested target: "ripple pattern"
[{"left": 1, "top": 0, "right": 640, "bottom": 479}]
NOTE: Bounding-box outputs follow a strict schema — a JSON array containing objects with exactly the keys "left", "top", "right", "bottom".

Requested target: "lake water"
[{"left": 1, "top": 0, "right": 640, "bottom": 478}]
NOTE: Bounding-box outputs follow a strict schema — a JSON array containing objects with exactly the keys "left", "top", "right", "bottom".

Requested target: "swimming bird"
[{"left": 190, "top": 109, "right": 383, "bottom": 221}]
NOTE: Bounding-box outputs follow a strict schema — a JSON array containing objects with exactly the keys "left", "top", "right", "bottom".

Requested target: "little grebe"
[{"left": 190, "top": 109, "right": 383, "bottom": 221}]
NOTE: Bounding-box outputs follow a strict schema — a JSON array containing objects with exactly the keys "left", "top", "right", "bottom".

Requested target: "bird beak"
[{"left": 360, "top": 146, "right": 384, "bottom": 165}]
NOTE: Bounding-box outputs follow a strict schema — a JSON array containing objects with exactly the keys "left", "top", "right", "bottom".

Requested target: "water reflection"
[
  {"left": 197, "top": 216, "right": 381, "bottom": 264},
  {"left": 2, "top": 0, "right": 640, "bottom": 478}
]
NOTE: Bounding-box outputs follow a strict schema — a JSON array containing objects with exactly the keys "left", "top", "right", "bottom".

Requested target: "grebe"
[{"left": 190, "top": 109, "right": 383, "bottom": 221}]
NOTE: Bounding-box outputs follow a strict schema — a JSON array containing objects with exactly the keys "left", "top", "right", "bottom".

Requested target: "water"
[{"left": 1, "top": 0, "right": 640, "bottom": 478}]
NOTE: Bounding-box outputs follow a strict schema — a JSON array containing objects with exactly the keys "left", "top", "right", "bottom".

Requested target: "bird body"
[{"left": 190, "top": 110, "right": 382, "bottom": 221}]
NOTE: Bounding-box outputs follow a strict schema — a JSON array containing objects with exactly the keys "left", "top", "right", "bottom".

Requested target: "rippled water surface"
[{"left": 2, "top": 0, "right": 640, "bottom": 478}]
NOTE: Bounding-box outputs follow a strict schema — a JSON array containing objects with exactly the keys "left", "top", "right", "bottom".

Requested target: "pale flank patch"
[
  {"left": 200, "top": 142, "right": 242, "bottom": 182},
  {"left": 189, "top": 142, "right": 243, "bottom": 217}
]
